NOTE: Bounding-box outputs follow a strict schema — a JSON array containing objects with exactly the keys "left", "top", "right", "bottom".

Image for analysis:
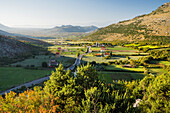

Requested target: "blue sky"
[{"left": 0, "top": 0, "right": 169, "bottom": 28}]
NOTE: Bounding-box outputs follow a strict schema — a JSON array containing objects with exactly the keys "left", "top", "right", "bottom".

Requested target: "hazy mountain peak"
[
  {"left": 0, "top": 23, "right": 10, "bottom": 30},
  {"left": 52, "top": 25, "right": 98, "bottom": 33}
]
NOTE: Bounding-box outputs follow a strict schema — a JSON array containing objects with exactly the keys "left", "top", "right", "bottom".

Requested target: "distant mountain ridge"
[
  {"left": 0, "top": 23, "right": 9, "bottom": 30},
  {"left": 85, "top": 2, "right": 170, "bottom": 43},
  {"left": 0, "top": 24, "right": 98, "bottom": 39},
  {"left": 51, "top": 25, "right": 98, "bottom": 33}
]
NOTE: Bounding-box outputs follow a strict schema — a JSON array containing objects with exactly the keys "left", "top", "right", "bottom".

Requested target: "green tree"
[
  {"left": 139, "top": 73, "right": 170, "bottom": 112},
  {"left": 80, "top": 87, "right": 111, "bottom": 113},
  {"left": 44, "top": 64, "right": 79, "bottom": 112},
  {"left": 76, "top": 63, "right": 98, "bottom": 90},
  {"left": 109, "top": 51, "right": 112, "bottom": 56},
  {"left": 42, "top": 62, "right": 48, "bottom": 67},
  {"left": 76, "top": 52, "right": 80, "bottom": 57}
]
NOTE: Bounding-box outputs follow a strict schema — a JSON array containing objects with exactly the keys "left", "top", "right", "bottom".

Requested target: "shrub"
[
  {"left": 91, "top": 61, "right": 96, "bottom": 66},
  {"left": 30, "top": 65, "right": 35, "bottom": 67},
  {"left": 16, "top": 64, "right": 22, "bottom": 67},
  {"left": 42, "top": 62, "right": 48, "bottom": 68},
  {"left": 104, "top": 55, "right": 111, "bottom": 59},
  {"left": 107, "top": 62, "right": 111, "bottom": 65},
  {"left": 76, "top": 52, "right": 80, "bottom": 57},
  {"left": 19, "top": 85, "right": 27, "bottom": 91}
]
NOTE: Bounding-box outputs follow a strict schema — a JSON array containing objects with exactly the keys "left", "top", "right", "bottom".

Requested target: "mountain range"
[
  {"left": 0, "top": 24, "right": 98, "bottom": 39},
  {"left": 49, "top": 25, "right": 98, "bottom": 33},
  {"left": 0, "top": 2, "right": 169, "bottom": 42},
  {"left": 84, "top": 2, "right": 170, "bottom": 43}
]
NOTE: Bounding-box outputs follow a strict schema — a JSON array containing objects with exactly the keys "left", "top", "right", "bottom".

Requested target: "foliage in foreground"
[{"left": 0, "top": 64, "right": 169, "bottom": 112}]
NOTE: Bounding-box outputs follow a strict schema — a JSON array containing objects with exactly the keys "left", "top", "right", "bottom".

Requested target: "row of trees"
[{"left": 0, "top": 64, "right": 169, "bottom": 112}]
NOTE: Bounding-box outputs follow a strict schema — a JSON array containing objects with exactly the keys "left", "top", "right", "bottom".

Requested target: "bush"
[
  {"left": 30, "top": 65, "right": 35, "bottom": 67},
  {"left": 76, "top": 52, "right": 80, "bottom": 57},
  {"left": 91, "top": 61, "right": 96, "bottom": 66},
  {"left": 42, "top": 62, "right": 48, "bottom": 68},
  {"left": 126, "top": 56, "right": 130, "bottom": 60},
  {"left": 107, "top": 62, "right": 111, "bottom": 65},
  {"left": 19, "top": 85, "right": 27, "bottom": 91},
  {"left": 104, "top": 55, "right": 111, "bottom": 59},
  {"left": 16, "top": 64, "right": 22, "bottom": 67}
]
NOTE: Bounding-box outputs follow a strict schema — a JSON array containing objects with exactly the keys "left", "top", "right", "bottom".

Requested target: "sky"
[{"left": 0, "top": 0, "right": 169, "bottom": 28}]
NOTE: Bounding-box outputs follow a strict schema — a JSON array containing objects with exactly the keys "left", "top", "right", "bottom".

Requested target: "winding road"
[{"left": 0, "top": 47, "right": 90, "bottom": 95}]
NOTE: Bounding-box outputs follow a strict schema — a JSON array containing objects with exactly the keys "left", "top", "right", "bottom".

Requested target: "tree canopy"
[{"left": 0, "top": 64, "right": 169, "bottom": 112}]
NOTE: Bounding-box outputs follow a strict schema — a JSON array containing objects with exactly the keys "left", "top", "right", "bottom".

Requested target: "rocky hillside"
[
  {"left": 0, "top": 30, "right": 52, "bottom": 47},
  {"left": 0, "top": 35, "right": 41, "bottom": 58},
  {"left": 11, "top": 36, "right": 53, "bottom": 47},
  {"left": 85, "top": 2, "right": 170, "bottom": 43}
]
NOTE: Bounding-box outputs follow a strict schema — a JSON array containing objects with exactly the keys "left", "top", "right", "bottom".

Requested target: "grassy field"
[
  {"left": 112, "top": 52, "right": 138, "bottom": 54},
  {"left": 12, "top": 55, "right": 55, "bottom": 67},
  {"left": 48, "top": 45, "right": 86, "bottom": 50},
  {"left": 0, "top": 67, "right": 51, "bottom": 92},
  {"left": 65, "top": 41, "right": 92, "bottom": 44},
  {"left": 82, "top": 55, "right": 145, "bottom": 63},
  {"left": 12, "top": 55, "right": 76, "bottom": 68},
  {"left": 152, "top": 48, "right": 170, "bottom": 51},
  {"left": 128, "top": 56, "right": 146, "bottom": 60},
  {"left": 105, "top": 65, "right": 144, "bottom": 72},
  {"left": 124, "top": 44, "right": 141, "bottom": 46},
  {"left": 138, "top": 45, "right": 161, "bottom": 49},
  {"left": 159, "top": 61, "right": 170, "bottom": 65},
  {"left": 124, "top": 44, "right": 161, "bottom": 49},
  {"left": 48, "top": 45, "right": 86, "bottom": 55},
  {"left": 150, "top": 60, "right": 170, "bottom": 66},
  {"left": 98, "top": 71, "right": 145, "bottom": 83},
  {"left": 107, "top": 46, "right": 137, "bottom": 51},
  {"left": 82, "top": 56, "right": 126, "bottom": 63},
  {"left": 91, "top": 46, "right": 137, "bottom": 51},
  {"left": 149, "top": 68, "right": 168, "bottom": 75}
]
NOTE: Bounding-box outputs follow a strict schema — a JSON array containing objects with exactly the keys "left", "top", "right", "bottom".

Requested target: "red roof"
[
  {"left": 105, "top": 53, "right": 110, "bottom": 55},
  {"left": 96, "top": 54, "right": 102, "bottom": 56},
  {"left": 58, "top": 47, "right": 61, "bottom": 50},
  {"left": 101, "top": 47, "right": 106, "bottom": 50},
  {"left": 56, "top": 52, "right": 60, "bottom": 55}
]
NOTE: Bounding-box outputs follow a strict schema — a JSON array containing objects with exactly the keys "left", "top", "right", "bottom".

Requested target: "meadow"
[
  {"left": 149, "top": 60, "right": 170, "bottom": 66},
  {"left": 105, "top": 65, "right": 144, "bottom": 72},
  {"left": 0, "top": 67, "right": 51, "bottom": 92},
  {"left": 91, "top": 46, "right": 137, "bottom": 51},
  {"left": 82, "top": 55, "right": 145, "bottom": 63},
  {"left": 149, "top": 68, "right": 168, "bottom": 75},
  {"left": 2, "top": 43, "right": 169, "bottom": 90},
  {"left": 98, "top": 71, "right": 145, "bottom": 82},
  {"left": 11, "top": 55, "right": 76, "bottom": 68}
]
